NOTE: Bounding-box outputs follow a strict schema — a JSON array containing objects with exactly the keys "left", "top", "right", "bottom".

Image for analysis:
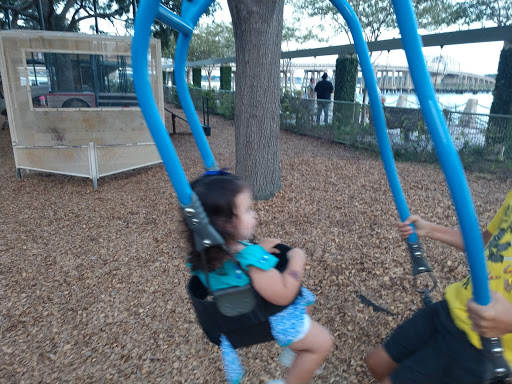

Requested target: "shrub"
[
  {"left": 192, "top": 68, "right": 202, "bottom": 88},
  {"left": 220, "top": 66, "right": 232, "bottom": 91}
]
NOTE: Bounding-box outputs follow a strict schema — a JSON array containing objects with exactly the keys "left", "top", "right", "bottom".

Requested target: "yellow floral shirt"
[{"left": 445, "top": 190, "right": 512, "bottom": 364}]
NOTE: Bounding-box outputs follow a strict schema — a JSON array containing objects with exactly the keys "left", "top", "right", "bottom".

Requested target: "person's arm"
[
  {"left": 257, "top": 237, "right": 281, "bottom": 254},
  {"left": 398, "top": 215, "right": 490, "bottom": 251},
  {"left": 467, "top": 291, "right": 512, "bottom": 338},
  {"left": 249, "top": 248, "right": 305, "bottom": 306}
]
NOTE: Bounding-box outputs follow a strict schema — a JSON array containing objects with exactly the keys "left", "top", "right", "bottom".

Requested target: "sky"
[
  {"left": 81, "top": 0, "right": 504, "bottom": 76},
  {"left": 209, "top": 0, "right": 503, "bottom": 76}
]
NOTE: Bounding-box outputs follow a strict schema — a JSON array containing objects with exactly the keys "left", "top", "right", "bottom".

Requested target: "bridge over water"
[
  {"left": 177, "top": 26, "right": 509, "bottom": 94},
  {"left": 282, "top": 60, "right": 496, "bottom": 94}
]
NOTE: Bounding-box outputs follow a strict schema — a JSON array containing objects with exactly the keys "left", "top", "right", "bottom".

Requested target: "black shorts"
[{"left": 384, "top": 300, "right": 489, "bottom": 384}]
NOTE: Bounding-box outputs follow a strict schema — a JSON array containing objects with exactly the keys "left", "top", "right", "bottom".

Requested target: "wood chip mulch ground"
[{"left": 1, "top": 107, "right": 511, "bottom": 383}]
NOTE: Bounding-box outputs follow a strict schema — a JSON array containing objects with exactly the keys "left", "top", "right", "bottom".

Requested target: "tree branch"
[
  {"left": 0, "top": 4, "right": 39, "bottom": 21},
  {"left": 70, "top": 11, "right": 124, "bottom": 27},
  {"left": 68, "top": 5, "right": 85, "bottom": 27},
  {"left": 61, "top": 0, "right": 78, "bottom": 17}
]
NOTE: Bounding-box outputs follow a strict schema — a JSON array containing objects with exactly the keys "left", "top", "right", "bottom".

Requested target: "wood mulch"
[{"left": 1, "top": 106, "right": 511, "bottom": 383}]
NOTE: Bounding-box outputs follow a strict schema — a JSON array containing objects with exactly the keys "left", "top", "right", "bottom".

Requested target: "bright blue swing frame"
[{"left": 132, "top": 0, "right": 509, "bottom": 379}]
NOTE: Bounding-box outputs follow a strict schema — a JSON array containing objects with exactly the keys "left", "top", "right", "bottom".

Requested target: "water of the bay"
[
  {"left": 202, "top": 80, "right": 494, "bottom": 115},
  {"left": 360, "top": 92, "right": 494, "bottom": 115}
]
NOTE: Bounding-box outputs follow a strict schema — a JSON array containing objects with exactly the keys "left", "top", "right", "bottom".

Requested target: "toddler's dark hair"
[{"left": 186, "top": 173, "right": 250, "bottom": 272}]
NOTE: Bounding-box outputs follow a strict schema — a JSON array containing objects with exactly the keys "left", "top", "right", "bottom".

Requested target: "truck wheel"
[{"left": 62, "top": 98, "right": 90, "bottom": 108}]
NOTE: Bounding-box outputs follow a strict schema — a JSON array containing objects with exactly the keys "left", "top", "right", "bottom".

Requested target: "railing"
[{"left": 164, "top": 85, "right": 235, "bottom": 120}]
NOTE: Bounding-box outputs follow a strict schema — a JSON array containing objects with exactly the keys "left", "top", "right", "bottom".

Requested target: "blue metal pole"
[
  {"left": 173, "top": 0, "right": 218, "bottom": 170},
  {"left": 329, "top": 0, "right": 418, "bottom": 243},
  {"left": 155, "top": 4, "right": 193, "bottom": 36},
  {"left": 391, "top": 0, "right": 489, "bottom": 305},
  {"left": 330, "top": 1, "right": 508, "bottom": 378},
  {"left": 132, "top": 0, "right": 193, "bottom": 205}
]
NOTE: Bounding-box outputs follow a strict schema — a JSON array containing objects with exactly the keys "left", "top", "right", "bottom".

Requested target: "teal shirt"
[{"left": 191, "top": 243, "right": 279, "bottom": 291}]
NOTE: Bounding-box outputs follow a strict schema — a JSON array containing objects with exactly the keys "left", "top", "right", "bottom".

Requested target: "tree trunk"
[{"left": 227, "top": 0, "right": 284, "bottom": 200}]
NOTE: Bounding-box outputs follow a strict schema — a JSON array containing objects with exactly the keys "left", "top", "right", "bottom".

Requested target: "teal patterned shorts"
[{"left": 269, "top": 287, "right": 316, "bottom": 346}]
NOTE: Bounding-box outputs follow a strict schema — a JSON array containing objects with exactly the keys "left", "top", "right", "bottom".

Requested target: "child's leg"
[
  {"left": 365, "top": 345, "right": 397, "bottom": 382},
  {"left": 285, "top": 319, "right": 333, "bottom": 384}
]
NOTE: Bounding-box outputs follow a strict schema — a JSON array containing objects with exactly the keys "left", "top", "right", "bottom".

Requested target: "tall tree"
[
  {"left": 451, "top": 0, "right": 511, "bottom": 29},
  {"left": 452, "top": 0, "right": 511, "bottom": 150},
  {"left": 0, "top": 1, "right": 217, "bottom": 52},
  {"left": 292, "top": 0, "right": 454, "bottom": 46},
  {"left": 227, "top": 0, "right": 284, "bottom": 200},
  {"left": 280, "top": 22, "right": 323, "bottom": 92},
  {"left": 188, "top": 22, "right": 235, "bottom": 89},
  {"left": 0, "top": 1, "right": 133, "bottom": 32}
]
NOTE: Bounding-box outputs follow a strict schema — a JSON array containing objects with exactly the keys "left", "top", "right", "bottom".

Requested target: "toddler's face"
[{"left": 232, "top": 189, "right": 257, "bottom": 240}]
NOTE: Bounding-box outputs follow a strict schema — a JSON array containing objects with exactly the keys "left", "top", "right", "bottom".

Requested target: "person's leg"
[
  {"left": 323, "top": 102, "right": 329, "bottom": 124},
  {"left": 366, "top": 301, "right": 441, "bottom": 383},
  {"left": 365, "top": 346, "right": 397, "bottom": 382},
  {"left": 316, "top": 103, "right": 321, "bottom": 124},
  {"left": 285, "top": 320, "right": 333, "bottom": 384}
]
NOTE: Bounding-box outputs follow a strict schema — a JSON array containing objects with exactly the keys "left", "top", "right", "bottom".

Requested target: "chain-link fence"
[
  {"left": 164, "top": 86, "right": 512, "bottom": 175},
  {"left": 164, "top": 85, "right": 234, "bottom": 119},
  {"left": 282, "top": 97, "right": 512, "bottom": 175}
]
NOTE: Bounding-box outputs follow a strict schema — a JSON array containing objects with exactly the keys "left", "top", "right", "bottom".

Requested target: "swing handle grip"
[
  {"left": 407, "top": 241, "right": 438, "bottom": 296},
  {"left": 481, "top": 337, "right": 511, "bottom": 381}
]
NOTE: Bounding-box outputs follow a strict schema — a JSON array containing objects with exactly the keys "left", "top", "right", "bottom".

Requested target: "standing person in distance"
[
  {"left": 307, "top": 77, "right": 316, "bottom": 123},
  {"left": 314, "top": 73, "right": 334, "bottom": 124}
]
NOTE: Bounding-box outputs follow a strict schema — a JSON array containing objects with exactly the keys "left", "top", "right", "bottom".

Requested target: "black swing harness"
[{"left": 187, "top": 243, "right": 301, "bottom": 348}]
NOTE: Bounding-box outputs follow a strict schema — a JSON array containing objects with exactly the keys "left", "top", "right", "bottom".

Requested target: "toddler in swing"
[
  {"left": 365, "top": 190, "right": 512, "bottom": 384},
  {"left": 186, "top": 172, "right": 333, "bottom": 384}
]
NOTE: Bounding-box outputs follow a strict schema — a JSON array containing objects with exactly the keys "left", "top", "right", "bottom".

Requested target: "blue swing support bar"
[{"left": 132, "top": 0, "right": 510, "bottom": 379}]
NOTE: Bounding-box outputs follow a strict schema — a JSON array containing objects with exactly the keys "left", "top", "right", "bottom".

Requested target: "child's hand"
[
  {"left": 467, "top": 291, "right": 512, "bottom": 338},
  {"left": 398, "top": 215, "right": 429, "bottom": 240},
  {"left": 258, "top": 238, "right": 281, "bottom": 254}
]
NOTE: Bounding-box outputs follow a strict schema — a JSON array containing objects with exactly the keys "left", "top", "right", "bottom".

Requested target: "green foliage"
[
  {"left": 280, "top": 90, "right": 302, "bottom": 115},
  {"left": 451, "top": 0, "right": 511, "bottom": 27},
  {"left": 220, "top": 66, "right": 232, "bottom": 91},
  {"left": 192, "top": 68, "right": 202, "bottom": 88},
  {"left": 186, "top": 22, "right": 235, "bottom": 89},
  {"left": 150, "top": 1, "right": 220, "bottom": 57},
  {"left": 0, "top": 1, "right": 220, "bottom": 58},
  {"left": 332, "top": 102, "right": 364, "bottom": 142},
  {"left": 490, "top": 45, "right": 512, "bottom": 116},
  {"left": 218, "top": 91, "right": 235, "bottom": 119},
  {"left": 333, "top": 55, "right": 359, "bottom": 130},
  {"left": 280, "top": 91, "right": 293, "bottom": 115},
  {"left": 165, "top": 85, "right": 234, "bottom": 120},
  {"left": 0, "top": 0, "right": 134, "bottom": 31},
  {"left": 334, "top": 54, "right": 358, "bottom": 102},
  {"left": 292, "top": 0, "right": 455, "bottom": 43},
  {"left": 188, "top": 22, "right": 235, "bottom": 62},
  {"left": 201, "top": 89, "right": 217, "bottom": 114},
  {"left": 487, "top": 45, "right": 512, "bottom": 149},
  {"left": 164, "top": 85, "right": 181, "bottom": 107}
]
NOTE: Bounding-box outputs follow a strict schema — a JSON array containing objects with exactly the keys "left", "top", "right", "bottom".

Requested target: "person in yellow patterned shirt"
[{"left": 365, "top": 190, "right": 512, "bottom": 384}]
